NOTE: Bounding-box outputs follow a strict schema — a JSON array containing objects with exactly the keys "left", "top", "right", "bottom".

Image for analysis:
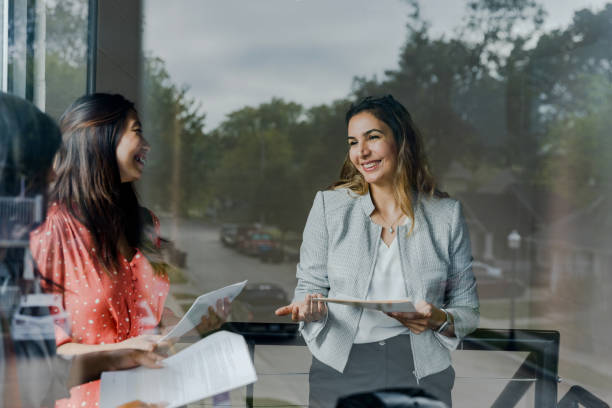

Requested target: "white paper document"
[
  {"left": 99, "top": 330, "right": 257, "bottom": 408},
  {"left": 160, "top": 280, "right": 247, "bottom": 342},
  {"left": 314, "top": 297, "right": 416, "bottom": 312}
]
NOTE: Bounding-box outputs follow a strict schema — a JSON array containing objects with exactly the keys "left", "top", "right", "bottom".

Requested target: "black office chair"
[{"left": 336, "top": 387, "right": 448, "bottom": 408}]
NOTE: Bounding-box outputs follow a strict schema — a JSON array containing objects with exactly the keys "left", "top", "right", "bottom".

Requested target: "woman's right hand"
[
  {"left": 114, "top": 334, "right": 164, "bottom": 352},
  {"left": 118, "top": 401, "right": 167, "bottom": 408},
  {"left": 68, "top": 348, "right": 166, "bottom": 388},
  {"left": 104, "top": 348, "right": 165, "bottom": 370},
  {"left": 274, "top": 293, "right": 327, "bottom": 322}
]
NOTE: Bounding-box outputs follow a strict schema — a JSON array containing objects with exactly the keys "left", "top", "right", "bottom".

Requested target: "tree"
[
  {"left": 140, "top": 56, "right": 209, "bottom": 217},
  {"left": 44, "top": 0, "right": 88, "bottom": 119},
  {"left": 463, "top": 0, "right": 546, "bottom": 71},
  {"left": 351, "top": 13, "right": 488, "bottom": 181},
  {"left": 538, "top": 75, "right": 612, "bottom": 205},
  {"left": 210, "top": 99, "right": 305, "bottom": 230},
  {"left": 297, "top": 100, "right": 352, "bottom": 194},
  {"left": 139, "top": 0, "right": 612, "bottom": 228}
]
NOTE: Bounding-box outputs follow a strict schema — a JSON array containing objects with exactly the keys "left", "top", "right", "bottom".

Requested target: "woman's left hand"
[
  {"left": 197, "top": 297, "right": 231, "bottom": 334},
  {"left": 386, "top": 300, "right": 446, "bottom": 334},
  {"left": 117, "top": 401, "right": 167, "bottom": 408}
]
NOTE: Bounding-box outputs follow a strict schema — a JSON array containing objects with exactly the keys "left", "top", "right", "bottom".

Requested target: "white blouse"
[{"left": 354, "top": 235, "right": 410, "bottom": 344}]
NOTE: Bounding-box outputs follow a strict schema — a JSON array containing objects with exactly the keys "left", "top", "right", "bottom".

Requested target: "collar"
[
  {"left": 356, "top": 188, "right": 420, "bottom": 218},
  {"left": 357, "top": 190, "right": 375, "bottom": 216}
]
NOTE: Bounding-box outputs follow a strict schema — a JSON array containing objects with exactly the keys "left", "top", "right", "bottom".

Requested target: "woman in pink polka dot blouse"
[{"left": 30, "top": 93, "right": 171, "bottom": 408}]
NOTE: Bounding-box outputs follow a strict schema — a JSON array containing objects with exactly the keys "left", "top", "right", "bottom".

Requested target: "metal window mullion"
[
  {"left": 9, "top": 0, "right": 28, "bottom": 97},
  {"left": 1, "top": 0, "right": 9, "bottom": 91},
  {"left": 32, "top": 0, "right": 44, "bottom": 110},
  {"left": 24, "top": 0, "right": 34, "bottom": 101},
  {"left": 86, "top": 0, "right": 97, "bottom": 94},
  {"left": 535, "top": 333, "right": 560, "bottom": 408}
]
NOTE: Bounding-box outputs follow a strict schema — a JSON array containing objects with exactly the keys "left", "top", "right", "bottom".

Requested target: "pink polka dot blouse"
[{"left": 30, "top": 203, "right": 170, "bottom": 408}]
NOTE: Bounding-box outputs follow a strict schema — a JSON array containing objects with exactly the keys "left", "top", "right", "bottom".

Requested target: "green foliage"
[
  {"left": 44, "top": 52, "right": 86, "bottom": 120},
  {"left": 140, "top": 56, "right": 210, "bottom": 216},
  {"left": 465, "top": 0, "right": 546, "bottom": 70},
  {"left": 45, "top": 0, "right": 88, "bottom": 65},
  {"left": 43, "top": 0, "right": 88, "bottom": 120},
  {"left": 358, "top": 27, "right": 486, "bottom": 177},
  {"left": 209, "top": 99, "right": 309, "bottom": 230},
  {"left": 298, "top": 100, "right": 352, "bottom": 193},
  {"left": 139, "top": 0, "right": 612, "bottom": 230},
  {"left": 538, "top": 77, "right": 612, "bottom": 205}
]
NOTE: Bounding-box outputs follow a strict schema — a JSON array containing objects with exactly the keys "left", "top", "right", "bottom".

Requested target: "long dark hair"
[
  {"left": 51, "top": 93, "right": 144, "bottom": 273},
  {"left": 333, "top": 95, "right": 447, "bottom": 231}
]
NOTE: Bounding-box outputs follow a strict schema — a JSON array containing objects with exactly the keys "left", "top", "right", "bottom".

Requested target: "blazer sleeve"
[
  {"left": 434, "top": 200, "right": 480, "bottom": 349},
  {"left": 294, "top": 191, "right": 331, "bottom": 340}
]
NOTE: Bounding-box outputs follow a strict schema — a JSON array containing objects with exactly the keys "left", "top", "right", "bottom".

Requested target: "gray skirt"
[{"left": 309, "top": 334, "right": 455, "bottom": 408}]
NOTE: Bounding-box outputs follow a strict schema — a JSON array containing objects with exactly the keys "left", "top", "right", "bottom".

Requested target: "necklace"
[{"left": 377, "top": 211, "right": 404, "bottom": 234}]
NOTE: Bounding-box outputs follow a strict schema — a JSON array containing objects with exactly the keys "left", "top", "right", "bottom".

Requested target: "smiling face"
[
  {"left": 347, "top": 111, "right": 398, "bottom": 188},
  {"left": 116, "top": 111, "right": 149, "bottom": 183}
]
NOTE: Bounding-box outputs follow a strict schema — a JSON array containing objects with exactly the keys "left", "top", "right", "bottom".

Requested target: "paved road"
[
  {"left": 160, "top": 218, "right": 311, "bottom": 405},
  {"left": 160, "top": 217, "right": 299, "bottom": 302}
]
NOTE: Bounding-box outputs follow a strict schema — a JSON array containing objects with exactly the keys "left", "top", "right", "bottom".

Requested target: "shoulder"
[
  {"left": 30, "top": 203, "right": 94, "bottom": 258},
  {"left": 318, "top": 188, "right": 361, "bottom": 214},
  {"left": 31, "top": 204, "right": 75, "bottom": 240},
  {"left": 30, "top": 205, "right": 79, "bottom": 277},
  {"left": 417, "top": 194, "right": 463, "bottom": 227}
]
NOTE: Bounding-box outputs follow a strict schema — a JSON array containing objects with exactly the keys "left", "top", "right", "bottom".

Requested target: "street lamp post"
[{"left": 507, "top": 230, "right": 522, "bottom": 332}]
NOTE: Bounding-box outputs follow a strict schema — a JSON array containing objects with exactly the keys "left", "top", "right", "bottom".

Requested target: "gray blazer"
[{"left": 294, "top": 188, "right": 479, "bottom": 379}]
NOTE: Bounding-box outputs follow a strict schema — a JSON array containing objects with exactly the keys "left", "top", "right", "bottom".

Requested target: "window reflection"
[
  {"left": 1, "top": 0, "right": 611, "bottom": 406},
  {"left": 140, "top": 1, "right": 612, "bottom": 405},
  {"left": 4, "top": 0, "right": 88, "bottom": 117}
]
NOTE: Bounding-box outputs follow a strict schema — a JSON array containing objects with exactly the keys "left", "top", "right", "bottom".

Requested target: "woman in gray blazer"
[{"left": 276, "top": 95, "right": 479, "bottom": 407}]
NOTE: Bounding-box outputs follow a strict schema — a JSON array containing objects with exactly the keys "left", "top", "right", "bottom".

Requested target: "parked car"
[
  {"left": 11, "top": 293, "right": 70, "bottom": 341},
  {"left": 257, "top": 233, "right": 284, "bottom": 262},
  {"left": 233, "top": 282, "right": 290, "bottom": 322},
  {"left": 236, "top": 226, "right": 280, "bottom": 258},
  {"left": 235, "top": 224, "right": 258, "bottom": 254},
  {"left": 219, "top": 223, "right": 238, "bottom": 247},
  {"left": 472, "top": 261, "right": 525, "bottom": 299},
  {"left": 256, "top": 228, "right": 284, "bottom": 262},
  {"left": 241, "top": 231, "right": 276, "bottom": 257}
]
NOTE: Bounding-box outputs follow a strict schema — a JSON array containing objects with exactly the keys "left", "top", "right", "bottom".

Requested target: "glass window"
[
  {"left": 139, "top": 1, "right": 612, "bottom": 405},
  {"left": 3, "top": 0, "right": 612, "bottom": 406},
  {"left": 1, "top": 0, "right": 88, "bottom": 117}
]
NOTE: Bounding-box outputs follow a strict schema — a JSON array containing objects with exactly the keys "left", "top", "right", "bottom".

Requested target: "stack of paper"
[
  {"left": 160, "top": 280, "right": 247, "bottom": 342},
  {"left": 314, "top": 297, "right": 416, "bottom": 312},
  {"left": 100, "top": 330, "right": 257, "bottom": 408}
]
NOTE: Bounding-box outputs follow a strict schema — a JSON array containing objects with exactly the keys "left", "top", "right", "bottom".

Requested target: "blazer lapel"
[
  {"left": 397, "top": 198, "right": 428, "bottom": 301},
  {"left": 355, "top": 192, "right": 382, "bottom": 299}
]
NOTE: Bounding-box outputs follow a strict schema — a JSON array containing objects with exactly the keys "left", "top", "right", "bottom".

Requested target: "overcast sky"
[{"left": 143, "top": 0, "right": 610, "bottom": 130}]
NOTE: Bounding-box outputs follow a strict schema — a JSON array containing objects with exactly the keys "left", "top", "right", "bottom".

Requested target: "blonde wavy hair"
[{"left": 331, "top": 95, "right": 447, "bottom": 233}]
